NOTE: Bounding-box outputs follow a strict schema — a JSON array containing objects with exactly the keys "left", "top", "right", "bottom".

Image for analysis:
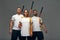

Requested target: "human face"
[
  {"left": 24, "top": 10, "right": 29, "bottom": 17},
  {"left": 17, "top": 8, "right": 21, "bottom": 14},
  {"left": 33, "top": 10, "right": 37, "bottom": 16}
]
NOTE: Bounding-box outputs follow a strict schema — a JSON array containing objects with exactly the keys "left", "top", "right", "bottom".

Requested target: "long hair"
[{"left": 23, "top": 9, "right": 29, "bottom": 17}]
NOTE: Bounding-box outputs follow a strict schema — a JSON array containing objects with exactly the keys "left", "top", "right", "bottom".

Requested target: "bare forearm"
[
  {"left": 9, "top": 25, "right": 12, "bottom": 30},
  {"left": 42, "top": 23, "right": 48, "bottom": 33},
  {"left": 29, "top": 24, "right": 33, "bottom": 36},
  {"left": 9, "top": 20, "right": 13, "bottom": 30},
  {"left": 29, "top": 9, "right": 33, "bottom": 17},
  {"left": 30, "top": 25, "right": 32, "bottom": 32},
  {"left": 42, "top": 23, "right": 47, "bottom": 30}
]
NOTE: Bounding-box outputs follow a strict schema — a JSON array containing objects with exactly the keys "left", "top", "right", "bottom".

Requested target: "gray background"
[{"left": 0, "top": 0, "right": 60, "bottom": 40}]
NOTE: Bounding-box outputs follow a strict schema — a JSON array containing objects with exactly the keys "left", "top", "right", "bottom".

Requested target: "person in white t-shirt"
[
  {"left": 31, "top": 10, "right": 48, "bottom": 40},
  {"left": 18, "top": 9, "right": 32, "bottom": 40},
  {"left": 9, "top": 7, "right": 24, "bottom": 40}
]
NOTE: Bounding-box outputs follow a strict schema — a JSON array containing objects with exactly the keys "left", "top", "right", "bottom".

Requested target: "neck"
[
  {"left": 17, "top": 12, "right": 21, "bottom": 15},
  {"left": 25, "top": 16, "right": 28, "bottom": 17},
  {"left": 18, "top": 14, "right": 20, "bottom": 15},
  {"left": 34, "top": 15, "right": 37, "bottom": 17}
]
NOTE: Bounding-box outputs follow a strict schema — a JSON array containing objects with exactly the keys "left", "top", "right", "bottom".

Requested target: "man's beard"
[{"left": 33, "top": 14, "right": 37, "bottom": 16}]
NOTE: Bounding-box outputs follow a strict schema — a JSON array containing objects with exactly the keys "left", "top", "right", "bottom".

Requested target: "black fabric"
[
  {"left": 21, "top": 36, "right": 32, "bottom": 40},
  {"left": 11, "top": 30, "right": 22, "bottom": 40},
  {"left": 32, "top": 31, "right": 44, "bottom": 40}
]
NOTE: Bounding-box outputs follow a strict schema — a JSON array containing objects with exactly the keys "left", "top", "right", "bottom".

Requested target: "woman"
[{"left": 18, "top": 9, "right": 32, "bottom": 40}]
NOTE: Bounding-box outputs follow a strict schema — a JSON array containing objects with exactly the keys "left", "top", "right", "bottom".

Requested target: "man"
[
  {"left": 9, "top": 7, "right": 24, "bottom": 40},
  {"left": 31, "top": 10, "right": 47, "bottom": 40},
  {"left": 18, "top": 9, "right": 32, "bottom": 40}
]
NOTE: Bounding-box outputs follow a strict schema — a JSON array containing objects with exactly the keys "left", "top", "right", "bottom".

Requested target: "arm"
[
  {"left": 29, "top": 18, "right": 33, "bottom": 36},
  {"left": 29, "top": 1, "right": 34, "bottom": 17},
  {"left": 9, "top": 20, "right": 13, "bottom": 34},
  {"left": 29, "top": 9, "right": 33, "bottom": 17},
  {"left": 9, "top": 16, "right": 14, "bottom": 34},
  {"left": 41, "top": 23, "right": 48, "bottom": 33},
  {"left": 18, "top": 22, "right": 22, "bottom": 28},
  {"left": 39, "top": 18, "right": 48, "bottom": 33}
]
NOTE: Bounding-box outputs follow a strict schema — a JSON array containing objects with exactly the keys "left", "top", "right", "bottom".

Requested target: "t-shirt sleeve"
[
  {"left": 11, "top": 15, "right": 15, "bottom": 21},
  {"left": 21, "top": 15, "right": 24, "bottom": 18}
]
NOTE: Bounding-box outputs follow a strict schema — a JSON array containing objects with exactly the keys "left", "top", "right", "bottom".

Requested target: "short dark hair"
[
  {"left": 33, "top": 9, "right": 38, "bottom": 12},
  {"left": 17, "top": 7, "right": 21, "bottom": 8},
  {"left": 16, "top": 7, "right": 21, "bottom": 10}
]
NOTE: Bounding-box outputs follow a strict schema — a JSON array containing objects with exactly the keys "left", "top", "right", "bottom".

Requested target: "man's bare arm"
[
  {"left": 41, "top": 23, "right": 48, "bottom": 33},
  {"left": 39, "top": 18, "right": 48, "bottom": 33},
  {"left": 9, "top": 20, "right": 13, "bottom": 34}
]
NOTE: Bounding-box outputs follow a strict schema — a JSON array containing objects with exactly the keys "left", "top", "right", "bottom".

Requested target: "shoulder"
[
  {"left": 12, "top": 14, "right": 17, "bottom": 17},
  {"left": 20, "top": 14, "right": 24, "bottom": 16},
  {"left": 31, "top": 16, "right": 34, "bottom": 19},
  {"left": 37, "top": 17, "right": 42, "bottom": 19},
  {"left": 20, "top": 14, "right": 24, "bottom": 18},
  {"left": 39, "top": 17, "right": 42, "bottom": 20}
]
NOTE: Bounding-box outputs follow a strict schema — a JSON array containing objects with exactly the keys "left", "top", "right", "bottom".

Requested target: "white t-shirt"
[
  {"left": 20, "top": 17, "right": 31, "bottom": 36},
  {"left": 11, "top": 14, "right": 24, "bottom": 30},
  {"left": 32, "top": 16, "right": 43, "bottom": 31}
]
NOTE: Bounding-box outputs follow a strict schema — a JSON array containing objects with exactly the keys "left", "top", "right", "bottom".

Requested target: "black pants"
[
  {"left": 21, "top": 36, "right": 32, "bottom": 40},
  {"left": 11, "top": 30, "right": 22, "bottom": 40},
  {"left": 32, "top": 31, "right": 44, "bottom": 40}
]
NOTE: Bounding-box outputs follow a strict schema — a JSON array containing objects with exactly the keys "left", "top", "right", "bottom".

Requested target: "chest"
[
  {"left": 32, "top": 17, "right": 39, "bottom": 22},
  {"left": 21, "top": 18, "right": 30, "bottom": 23},
  {"left": 14, "top": 15, "right": 23, "bottom": 21}
]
